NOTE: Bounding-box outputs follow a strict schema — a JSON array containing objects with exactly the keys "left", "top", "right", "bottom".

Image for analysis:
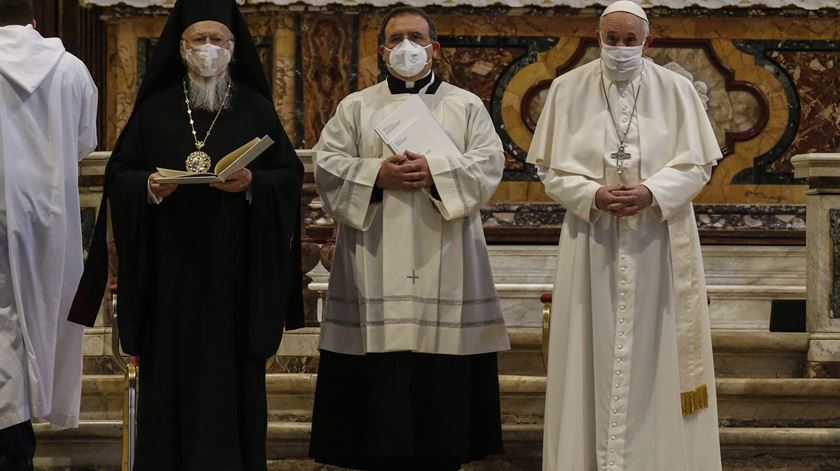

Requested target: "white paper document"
[{"left": 374, "top": 95, "right": 460, "bottom": 159}]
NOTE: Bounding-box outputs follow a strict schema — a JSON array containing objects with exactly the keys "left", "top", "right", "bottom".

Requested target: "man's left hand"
[
  {"left": 608, "top": 184, "right": 653, "bottom": 217},
  {"left": 404, "top": 151, "right": 435, "bottom": 188},
  {"left": 210, "top": 168, "right": 252, "bottom": 193}
]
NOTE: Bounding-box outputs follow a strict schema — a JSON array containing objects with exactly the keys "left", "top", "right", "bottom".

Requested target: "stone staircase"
[{"left": 33, "top": 328, "right": 840, "bottom": 470}]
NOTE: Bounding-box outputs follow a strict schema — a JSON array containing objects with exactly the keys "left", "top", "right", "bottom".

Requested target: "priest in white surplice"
[
  {"left": 310, "top": 7, "right": 508, "bottom": 470},
  {"left": 0, "top": 0, "right": 97, "bottom": 467},
  {"left": 527, "top": 2, "right": 722, "bottom": 470}
]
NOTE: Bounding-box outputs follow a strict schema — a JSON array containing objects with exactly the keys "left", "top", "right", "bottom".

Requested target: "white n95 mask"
[
  {"left": 186, "top": 42, "right": 233, "bottom": 78},
  {"left": 600, "top": 43, "right": 644, "bottom": 82},
  {"left": 385, "top": 39, "right": 432, "bottom": 78}
]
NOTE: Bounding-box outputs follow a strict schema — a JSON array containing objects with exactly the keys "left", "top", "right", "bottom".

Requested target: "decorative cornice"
[
  {"left": 792, "top": 153, "right": 840, "bottom": 179},
  {"left": 81, "top": 0, "right": 840, "bottom": 10}
]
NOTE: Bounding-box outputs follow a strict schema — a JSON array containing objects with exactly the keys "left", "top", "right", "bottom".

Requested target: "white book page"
[{"left": 152, "top": 135, "right": 274, "bottom": 185}]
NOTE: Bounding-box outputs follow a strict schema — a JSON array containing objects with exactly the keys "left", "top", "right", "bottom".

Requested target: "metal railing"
[{"left": 108, "top": 285, "right": 138, "bottom": 471}]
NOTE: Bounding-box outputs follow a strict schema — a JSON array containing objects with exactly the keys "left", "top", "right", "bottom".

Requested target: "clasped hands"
[
  {"left": 148, "top": 168, "right": 252, "bottom": 199},
  {"left": 375, "top": 151, "right": 434, "bottom": 191},
  {"left": 595, "top": 184, "right": 653, "bottom": 217}
]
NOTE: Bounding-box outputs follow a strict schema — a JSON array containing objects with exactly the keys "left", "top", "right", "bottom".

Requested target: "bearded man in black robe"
[{"left": 69, "top": 0, "right": 303, "bottom": 469}]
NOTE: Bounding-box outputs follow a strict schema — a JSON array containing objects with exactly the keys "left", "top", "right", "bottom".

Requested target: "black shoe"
[{"left": 0, "top": 456, "right": 34, "bottom": 471}]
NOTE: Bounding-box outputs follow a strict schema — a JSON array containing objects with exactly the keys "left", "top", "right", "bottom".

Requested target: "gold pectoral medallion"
[{"left": 185, "top": 150, "right": 212, "bottom": 173}]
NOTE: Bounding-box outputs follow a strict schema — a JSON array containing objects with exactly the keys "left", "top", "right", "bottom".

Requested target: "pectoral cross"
[
  {"left": 611, "top": 145, "right": 632, "bottom": 175},
  {"left": 407, "top": 270, "right": 420, "bottom": 285}
]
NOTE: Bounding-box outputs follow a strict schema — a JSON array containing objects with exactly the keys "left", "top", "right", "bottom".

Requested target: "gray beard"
[{"left": 187, "top": 71, "right": 232, "bottom": 112}]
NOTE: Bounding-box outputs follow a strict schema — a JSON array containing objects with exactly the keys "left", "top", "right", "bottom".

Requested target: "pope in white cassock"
[
  {"left": 0, "top": 0, "right": 97, "bottom": 468},
  {"left": 310, "top": 7, "right": 509, "bottom": 470},
  {"left": 527, "top": 2, "right": 722, "bottom": 470}
]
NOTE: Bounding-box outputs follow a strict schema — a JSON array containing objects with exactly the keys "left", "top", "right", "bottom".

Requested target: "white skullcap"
[{"left": 601, "top": 1, "right": 648, "bottom": 22}]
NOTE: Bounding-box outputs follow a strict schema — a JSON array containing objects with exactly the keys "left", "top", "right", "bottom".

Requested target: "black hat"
[
  {"left": 133, "top": 0, "right": 269, "bottom": 106},
  {"left": 181, "top": 0, "right": 234, "bottom": 31}
]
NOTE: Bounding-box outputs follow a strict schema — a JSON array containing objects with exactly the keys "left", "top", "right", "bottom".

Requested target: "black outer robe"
[
  {"left": 109, "top": 82, "right": 302, "bottom": 471},
  {"left": 69, "top": 1, "right": 304, "bottom": 467}
]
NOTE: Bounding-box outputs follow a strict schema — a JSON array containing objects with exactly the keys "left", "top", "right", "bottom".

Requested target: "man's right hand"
[
  {"left": 149, "top": 173, "right": 178, "bottom": 199},
  {"left": 375, "top": 154, "right": 429, "bottom": 191}
]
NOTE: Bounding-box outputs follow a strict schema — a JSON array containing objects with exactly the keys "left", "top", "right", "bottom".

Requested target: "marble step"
[
  {"left": 84, "top": 328, "right": 810, "bottom": 378},
  {"left": 79, "top": 374, "right": 840, "bottom": 428},
  {"left": 716, "top": 378, "right": 840, "bottom": 427},
  {"left": 712, "top": 330, "right": 809, "bottom": 378},
  {"left": 32, "top": 421, "right": 840, "bottom": 471},
  {"left": 273, "top": 328, "right": 809, "bottom": 377}
]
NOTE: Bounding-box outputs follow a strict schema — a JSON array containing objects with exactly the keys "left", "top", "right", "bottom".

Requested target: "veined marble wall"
[{"left": 99, "top": 5, "right": 840, "bottom": 210}]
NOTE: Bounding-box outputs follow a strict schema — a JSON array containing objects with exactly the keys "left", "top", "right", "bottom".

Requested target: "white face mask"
[
  {"left": 600, "top": 42, "right": 644, "bottom": 82},
  {"left": 185, "top": 42, "right": 232, "bottom": 78},
  {"left": 385, "top": 39, "right": 432, "bottom": 78}
]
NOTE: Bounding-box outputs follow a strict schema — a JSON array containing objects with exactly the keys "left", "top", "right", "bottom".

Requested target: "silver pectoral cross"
[
  {"left": 611, "top": 145, "right": 632, "bottom": 175},
  {"left": 407, "top": 269, "right": 420, "bottom": 285}
]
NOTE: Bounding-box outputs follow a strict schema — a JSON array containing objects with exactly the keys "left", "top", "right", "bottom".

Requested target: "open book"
[
  {"left": 153, "top": 135, "right": 274, "bottom": 184},
  {"left": 374, "top": 95, "right": 460, "bottom": 159}
]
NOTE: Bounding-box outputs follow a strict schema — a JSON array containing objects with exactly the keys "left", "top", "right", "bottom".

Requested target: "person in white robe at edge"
[
  {"left": 309, "top": 7, "right": 509, "bottom": 470},
  {"left": 0, "top": 0, "right": 98, "bottom": 469},
  {"left": 527, "top": 1, "right": 722, "bottom": 470}
]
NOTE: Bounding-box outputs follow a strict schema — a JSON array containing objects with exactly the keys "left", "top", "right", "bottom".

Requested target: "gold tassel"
[{"left": 680, "top": 384, "right": 709, "bottom": 416}]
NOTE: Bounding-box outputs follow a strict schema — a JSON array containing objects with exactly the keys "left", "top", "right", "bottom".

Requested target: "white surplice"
[
  {"left": 0, "top": 25, "right": 98, "bottom": 430},
  {"left": 528, "top": 59, "right": 721, "bottom": 471},
  {"left": 314, "top": 79, "right": 510, "bottom": 356}
]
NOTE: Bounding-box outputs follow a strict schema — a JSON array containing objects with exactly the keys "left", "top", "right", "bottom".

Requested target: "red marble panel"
[
  {"left": 301, "top": 14, "right": 354, "bottom": 148},
  {"left": 771, "top": 50, "right": 840, "bottom": 174},
  {"left": 436, "top": 46, "right": 526, "bottom": 172}
]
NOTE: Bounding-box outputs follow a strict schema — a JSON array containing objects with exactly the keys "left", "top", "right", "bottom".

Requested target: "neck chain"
[
  {"left": 600, "top": 64, "right": 643, "bottom": 175},
  {"left": 182, "top": 78, "right": 231, "bottom": 173}
]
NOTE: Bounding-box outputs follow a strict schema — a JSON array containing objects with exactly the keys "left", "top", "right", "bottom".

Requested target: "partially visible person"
[{"left": 0, "top": 0, "right": 98, "bottom": 469}]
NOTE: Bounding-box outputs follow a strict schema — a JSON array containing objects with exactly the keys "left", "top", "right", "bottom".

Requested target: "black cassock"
[{"left": 108, "top": 82, "right": 302, "bottom": 471}]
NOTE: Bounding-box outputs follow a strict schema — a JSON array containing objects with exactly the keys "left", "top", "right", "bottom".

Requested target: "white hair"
[{"left": 187, "top": 69, "right": 232, "bottom": 112}]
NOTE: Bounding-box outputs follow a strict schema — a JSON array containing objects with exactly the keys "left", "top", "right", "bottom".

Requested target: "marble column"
[
  {"left": 792, "top": 153, "right": 840, "bottom": 378},
  {"left": 296, "top": 150, "right": 323, "bottom": 327}
]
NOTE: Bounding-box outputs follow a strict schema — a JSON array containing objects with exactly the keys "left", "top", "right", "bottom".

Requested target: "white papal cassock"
[
  {"left": 0, "top": 25, "right": 97, "bottom": 429},
  {"left": 528, "top": 58, "right": 722, "bottom": 471},
  {"left": 314, "top": 77, "right": 510, "bottom": 356}
]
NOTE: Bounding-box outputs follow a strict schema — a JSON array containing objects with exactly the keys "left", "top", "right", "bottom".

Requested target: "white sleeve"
[
  {"left": 537, "top": 165, "right": 602, "bottom": 224},
  {"left": 423, "top": 99, "right": 504, "bottom": 220},
  {"left": 77, "top": 65, "right": 98, "bottom": 161},
  {"left": 313, "top": 101, "right": 381, "bottom": 231},
  {"left": 643, "top": 163, "right": 712, "bottom": 221}
]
